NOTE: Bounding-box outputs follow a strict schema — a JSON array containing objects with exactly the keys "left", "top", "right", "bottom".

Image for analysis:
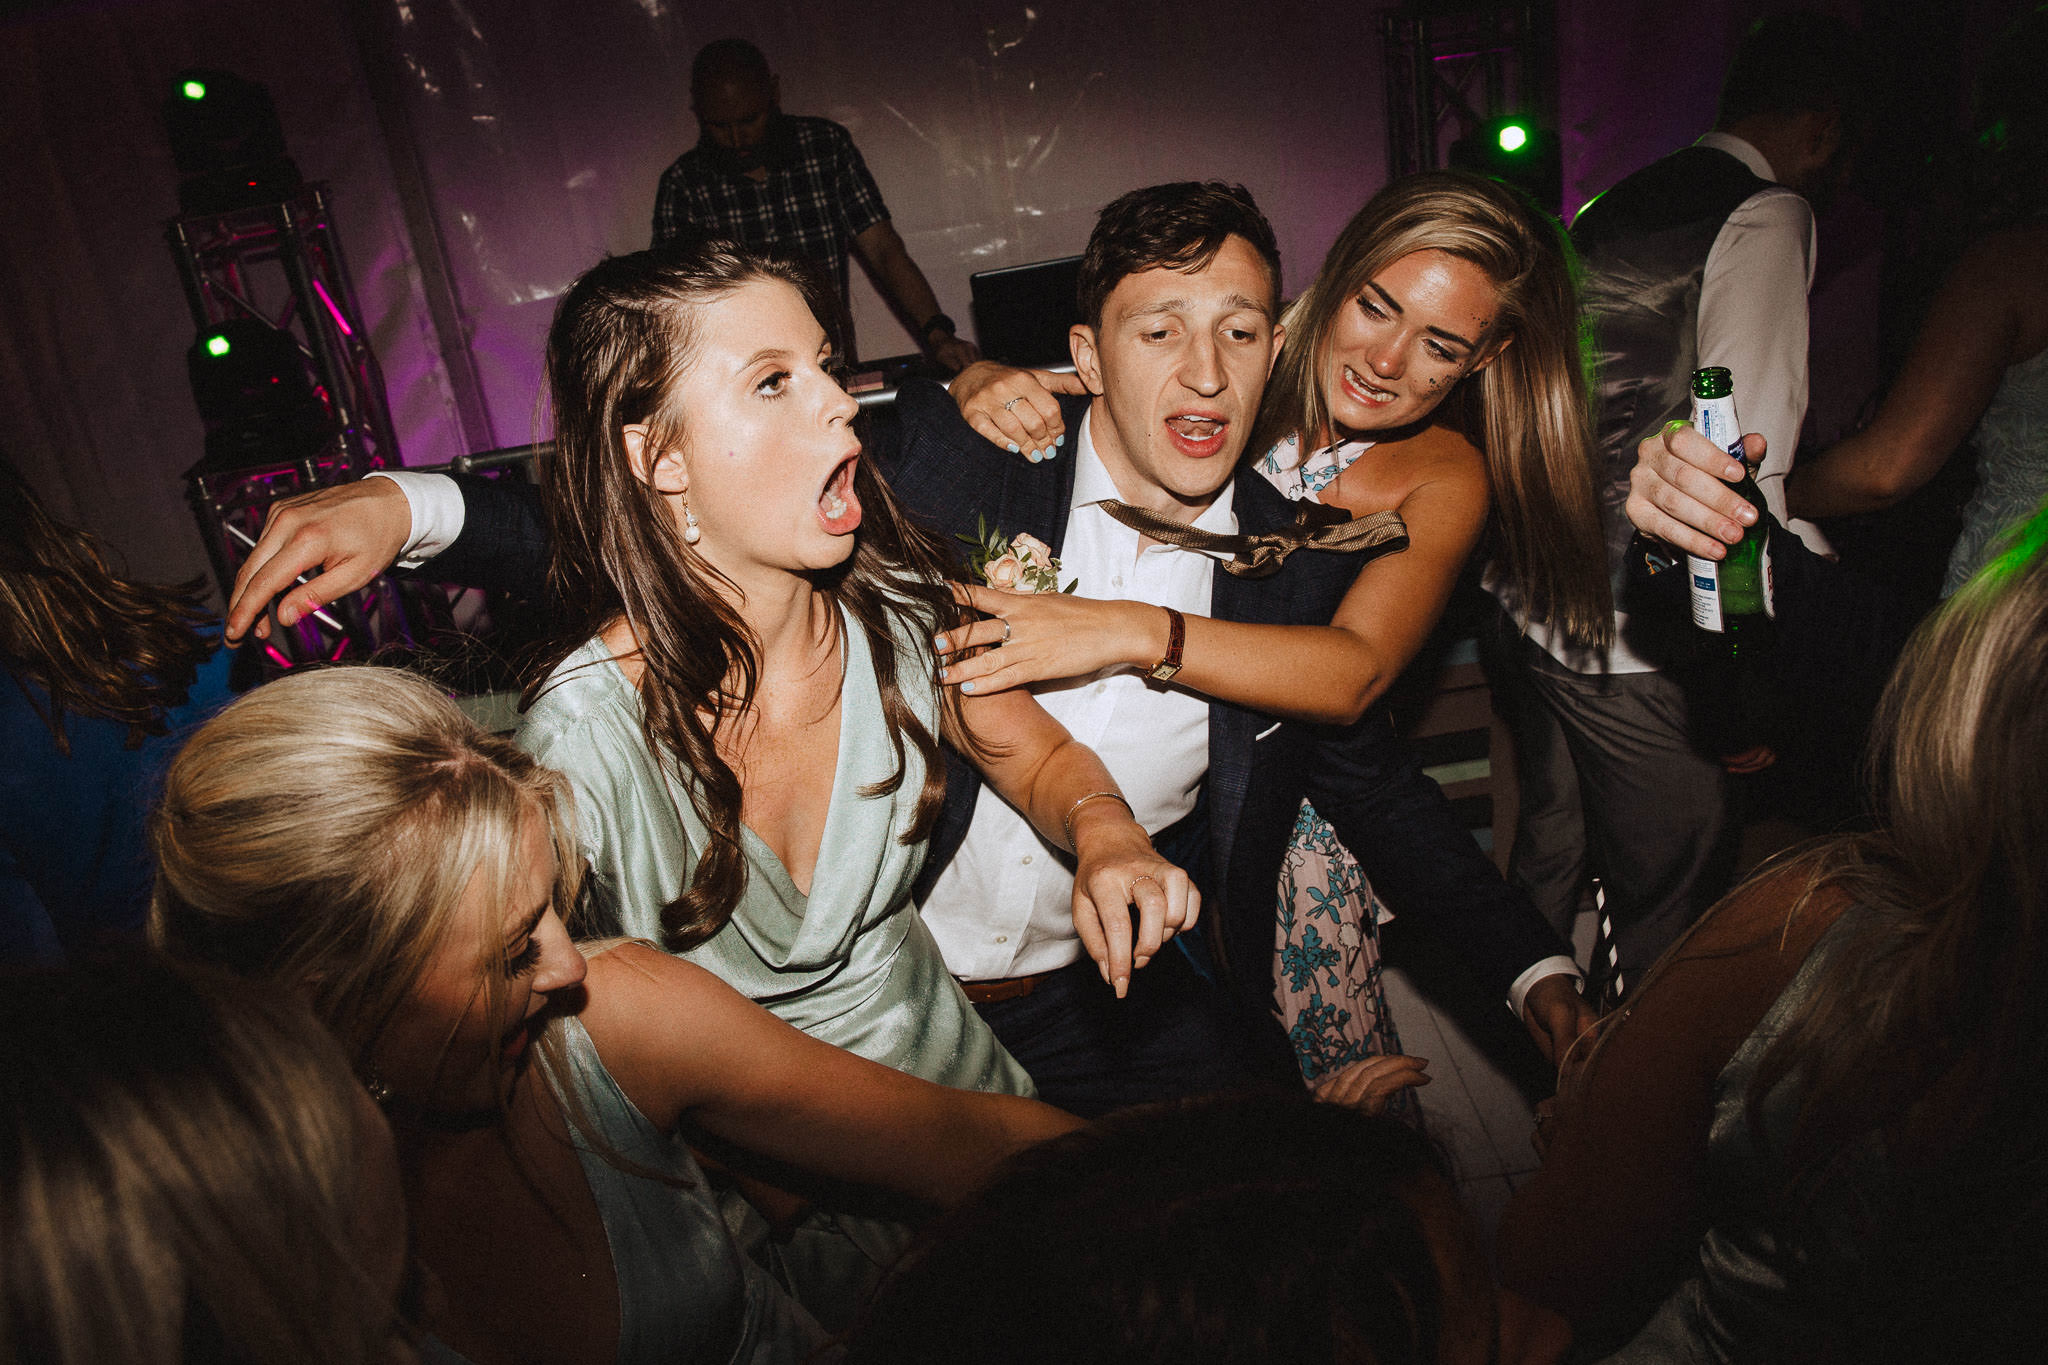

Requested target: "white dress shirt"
[
  {"left": 920, "top": 409, "right": 1230, "bottom": 980},
  {"left": 1513, "top": 131, "right": 1825, "bottom": 675}
]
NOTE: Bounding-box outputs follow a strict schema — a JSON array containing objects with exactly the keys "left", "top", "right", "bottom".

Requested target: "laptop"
[{"left": 968, "top": 255, "right": 1084, "bottom": 368}]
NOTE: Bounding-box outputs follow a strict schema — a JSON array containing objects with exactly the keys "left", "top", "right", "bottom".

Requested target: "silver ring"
[
  {"left": 1002, "top": 397, "right": 1024, "bottom": 412},
  {"left": 998, "top": 616, "right": 1013, "bottom": 644},
  {"left": 1130, "top": 875, "right": 1158, "bottom": 891}
]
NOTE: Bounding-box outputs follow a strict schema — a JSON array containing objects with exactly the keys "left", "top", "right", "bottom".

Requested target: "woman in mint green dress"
[{"left": 519, "top": 243, "right": 1196, "bottom": 1100}]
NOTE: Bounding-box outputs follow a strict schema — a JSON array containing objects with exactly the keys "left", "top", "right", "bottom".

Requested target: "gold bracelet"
[{"left": 1061, "top": 790, "right": 1133, "bottom": 850}]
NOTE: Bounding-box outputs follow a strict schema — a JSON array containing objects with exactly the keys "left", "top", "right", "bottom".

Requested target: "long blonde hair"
[
  {"left": 150, "top": 666, "right": 581, "bottom": 1082},
  {"left": 1251, "top": 171, "right": 1612, "bottom": 650},
  {"left": 1732, "top": 507, "right": 2048, "bottom": 1358},
  {"left": 0, "top": 957, "right": 397, "bottom": 1365}
]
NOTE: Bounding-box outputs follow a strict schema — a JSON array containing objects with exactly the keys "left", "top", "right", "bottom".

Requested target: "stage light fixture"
[
  {"left": 162, "top": 68, "right": 302, "bottom": 215},
  {"left": 1450, "top": 115, "right": 1562, "bottom": 218},
  {"left": 186, "top": 318, "right": 332, "bottom": 470}
]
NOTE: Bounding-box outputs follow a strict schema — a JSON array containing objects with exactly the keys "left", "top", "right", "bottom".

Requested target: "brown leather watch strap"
[{"left": 1149, "top": 606, "right": 1186, "bottom": 681}]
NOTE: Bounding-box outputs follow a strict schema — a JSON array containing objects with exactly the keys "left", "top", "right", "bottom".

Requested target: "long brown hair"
[
  {"left": 530, "top": 243, "right": 972, "bottom": 950},
  {"left": 1250, "top": 172, "right": 1611, "bottom": 651},
  {"left": 1739, "top": 507, "right": 2048, "bottom": 1356},
  {"left": 0, "top": 460, "right": 217, "bottom": 754}
]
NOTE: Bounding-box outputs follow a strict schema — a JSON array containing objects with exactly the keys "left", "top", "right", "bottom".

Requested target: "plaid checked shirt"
[{"left": 652, "top": 115, "right": 891, "bottom": 311}]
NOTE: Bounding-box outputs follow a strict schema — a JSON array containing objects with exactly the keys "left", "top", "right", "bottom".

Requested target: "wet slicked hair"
[
  {"left": 849, "top": 1094, "right": 1456, "bottom": 1365},
  {"left": 1075, "top": 182, "right": 1282, "bottom": 330}
]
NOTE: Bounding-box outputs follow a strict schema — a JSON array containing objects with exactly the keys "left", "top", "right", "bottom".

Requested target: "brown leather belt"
[{"left": 958, "top": 968, "right": 1059, "bottom": 1005}]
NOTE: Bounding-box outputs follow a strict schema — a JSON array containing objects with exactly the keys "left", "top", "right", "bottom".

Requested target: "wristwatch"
[
  {"left": 921, "top": 312, "right": 957, "bottom": 345},
  {"left": 1148, "top": 606, "right": 1186, "bottom": 682}
]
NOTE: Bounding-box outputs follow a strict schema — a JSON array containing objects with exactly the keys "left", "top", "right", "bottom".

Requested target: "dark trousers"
[
  {"left": 973, "top": 940, "right": 1298, "bottom": 1119},
  {"left": 1484, "top": 622, "right": 1737, "bottom": 989}
]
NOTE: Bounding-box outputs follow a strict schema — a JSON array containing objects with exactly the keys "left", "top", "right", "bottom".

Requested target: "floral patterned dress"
[{"left": 1256, "top": 436, "right": 1402, "bottom": 1081}]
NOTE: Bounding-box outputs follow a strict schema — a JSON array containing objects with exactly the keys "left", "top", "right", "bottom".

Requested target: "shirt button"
[
  {"left": 1021, "top": 855, "right": 1033, "bottom": 865},
  {"left": 1094, "top": 682, "right": 1106, "bottom": 694},
  {"left": 1111, "top": 575, "right": 1123, "bottom": 588},
  {"left": 995, "top": 934, "right": 1009, "bottom": 944}
]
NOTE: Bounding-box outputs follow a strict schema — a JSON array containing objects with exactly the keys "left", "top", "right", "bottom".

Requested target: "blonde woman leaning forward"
[{"left": 151, "top": 667, "right": 1080, "bottom": 1365}]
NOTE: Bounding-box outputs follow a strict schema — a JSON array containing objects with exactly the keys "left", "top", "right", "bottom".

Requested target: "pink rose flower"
[
  {"left": 1011, "top": 532, "right": 1054, "bottom": 567},
  {"left": 986, "top": 554, "right": 1024, "bottom": 589}
]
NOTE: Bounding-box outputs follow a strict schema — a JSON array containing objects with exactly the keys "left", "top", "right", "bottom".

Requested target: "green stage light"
[
  {"left": 206, "top": 334, "right": 231, "bottom": 357},
  {"left": 182, "top": 79, "right": 207, "bottom": 101},
  {"left": 1498, "top": 123, "right": 1529, "bottom": 153}
]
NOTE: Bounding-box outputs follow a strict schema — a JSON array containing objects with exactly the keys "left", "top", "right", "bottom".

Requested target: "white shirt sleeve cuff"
[
  {"left": 366, "top": 470, "right": 467, "bottom": 567},
  {"left": 1508, "top": 955, "right": 1584, "bottom": 1021}
]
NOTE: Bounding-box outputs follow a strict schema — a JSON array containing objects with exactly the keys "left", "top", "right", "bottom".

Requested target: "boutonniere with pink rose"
[{"left": 958, "top": 516, "right": 1077, "bottom": 594}]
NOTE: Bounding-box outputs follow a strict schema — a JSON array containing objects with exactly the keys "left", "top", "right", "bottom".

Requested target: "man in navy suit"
[{"left": 226, "top": 183, "right": 1590, "bottom": 1116}]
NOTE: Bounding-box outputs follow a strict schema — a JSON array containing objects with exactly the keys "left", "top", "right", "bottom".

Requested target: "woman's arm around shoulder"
[
  {"left": 933, "top": 422, "right": 1489, "bottom": 726},
  {"left": 572, "top": 944, "right": 1080, "bottom": 1208}
]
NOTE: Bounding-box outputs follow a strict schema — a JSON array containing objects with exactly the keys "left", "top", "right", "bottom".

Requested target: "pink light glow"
[
  {"left": 329, "top": 638, "right": 349, "bottom": 662},
  {"left": 264, "top": 643, "right": 293, "bottom": 668},
  {"left": 312, "top": 279, "right": 354, "bottom": 337}
]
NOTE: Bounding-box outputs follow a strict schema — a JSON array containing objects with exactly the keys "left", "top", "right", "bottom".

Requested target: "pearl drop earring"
[{"left": 683, "top": 504, "right": 701, "bottom": 545}]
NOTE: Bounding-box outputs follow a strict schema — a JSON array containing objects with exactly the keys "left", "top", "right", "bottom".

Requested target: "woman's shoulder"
[
  {"left": 1325, "top": 421, "right": 1487, "bottom": 519},
  {"left": 1679, "top": 852, "right": 1858, "bottom": 969},
  {"left": 515, "top": 642, "right": 650, "bottom": 784}
]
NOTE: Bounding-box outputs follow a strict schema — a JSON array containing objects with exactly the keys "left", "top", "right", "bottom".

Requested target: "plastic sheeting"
[
  {"left": 360, "top": 0, "right": 1404, "bottom": 455},
  {"left": 0, "top": 0, "right": 2009, "bottom": 589}
]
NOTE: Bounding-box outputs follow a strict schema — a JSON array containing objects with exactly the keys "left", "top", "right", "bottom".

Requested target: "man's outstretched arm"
[{"left": 224, "top": 472, "right": 546, "bottom": 641}]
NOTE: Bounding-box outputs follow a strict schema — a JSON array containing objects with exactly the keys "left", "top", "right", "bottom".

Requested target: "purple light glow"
[{"left": 313, "top": 279, "right": 354, "bottom": 337}]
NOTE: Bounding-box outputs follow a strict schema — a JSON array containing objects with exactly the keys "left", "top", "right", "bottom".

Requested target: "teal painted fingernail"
[
  {"left": 938, "top": 667, "right": 949, "bottom": 680},
  {"left": 1007, "top": 442, "right": 1020, "bottom": 453},
  {"left": 1028, "top": 449, "right": 1043, "bottom": 462},
  {"left": 934, "top": 635, "right": 946, "bottom": 649},
  {"left": 961, "top": 681, "right": 976, "bottom": 693},
  {"left": 1055, "top": 434, "right": 1066, "bottom": 447}
]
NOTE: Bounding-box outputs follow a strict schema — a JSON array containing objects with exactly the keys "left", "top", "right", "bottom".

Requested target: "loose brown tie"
[{"left": 1096, "top": 500, "right": 1410, "bottom": 578}]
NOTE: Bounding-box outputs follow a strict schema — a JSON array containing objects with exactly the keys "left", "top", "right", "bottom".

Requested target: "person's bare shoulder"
[
  {"left": 1963, "top": 225, "right": 2048, "bottom": 353},
  {"left": 1327, "top": 420, "right": 1487, "bottom": 517}
]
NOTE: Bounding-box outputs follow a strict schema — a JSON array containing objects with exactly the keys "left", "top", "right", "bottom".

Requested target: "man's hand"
[
  {"left": 950, "top": 361, "right": 1088, "bottom": 460},
  {"left": 225, "top": 478, "right": 412, "bottom": 642},
  {"left": 1520, "top": 972, "right": 1598, "bottom": 1069},
  {"left": 930, "top": 334, "right": 984, "bottom": 376},
  {"left": 1068, "top": 805, "right": 1198, "bottom": 999},
  {"left": 1627, "top": 424, "right": 1767, "bottom": 561}
]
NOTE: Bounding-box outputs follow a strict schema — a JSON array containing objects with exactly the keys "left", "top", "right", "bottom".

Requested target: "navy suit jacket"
[{"left": 435, "top": 381, "right": 1568, "bottom": 1008}]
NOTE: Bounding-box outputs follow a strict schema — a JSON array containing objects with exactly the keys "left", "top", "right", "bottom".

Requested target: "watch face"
[{"left": 1149, "top": 662, "right": 1181, "bottom": 682}]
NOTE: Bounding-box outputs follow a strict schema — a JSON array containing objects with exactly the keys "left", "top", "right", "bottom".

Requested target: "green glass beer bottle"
[{"left": 1684, "top": 366, "right": 1775, "bottom": 656}]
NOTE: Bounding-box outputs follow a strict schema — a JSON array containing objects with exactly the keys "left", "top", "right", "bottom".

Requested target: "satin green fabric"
[{"left": 517, "top": 610, "right": 1032, "bottom": 1098}]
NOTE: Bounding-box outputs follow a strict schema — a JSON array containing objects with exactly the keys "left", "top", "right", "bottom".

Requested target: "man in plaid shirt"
[{"left": 654, "top": 39, "right": 982, "bottom": 372}]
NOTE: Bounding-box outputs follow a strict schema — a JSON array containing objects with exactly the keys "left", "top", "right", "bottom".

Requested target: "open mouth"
[
  {"left": 1164, "top": 412, "right": 1229, "bottom": 458},
  {"left": 818, "top": 453, "right": 863, "bottom": 535},
  {"left": 1342, "top": 366, "right": 1398, "bottom": 407}
]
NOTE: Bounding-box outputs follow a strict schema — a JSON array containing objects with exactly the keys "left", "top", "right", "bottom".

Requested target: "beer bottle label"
[{"left": 1688, "top": 553, "right": 1726, "bottom": 632}]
